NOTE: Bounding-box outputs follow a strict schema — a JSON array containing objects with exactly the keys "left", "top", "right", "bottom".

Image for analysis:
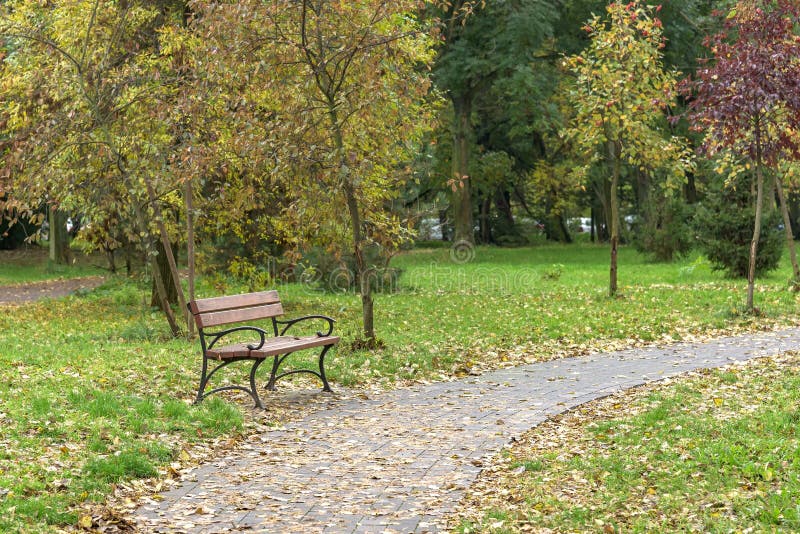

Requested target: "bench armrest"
[
  {"left": 275, "top": 315, "right": 335, "bottom": 337},
  {"left": 204, "top": 325, "right": 270, "bottom": 351}
]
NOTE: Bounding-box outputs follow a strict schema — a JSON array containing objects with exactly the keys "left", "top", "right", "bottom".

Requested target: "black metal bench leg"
[
  {"left": 318, "top": 345, "right": 333, "bottom": 392},
  {"left": 249, "top": 358, "right": 266, "bottom": 409},
  {"left": 194, "top": 357, "right": 210, "bottom": 405}
]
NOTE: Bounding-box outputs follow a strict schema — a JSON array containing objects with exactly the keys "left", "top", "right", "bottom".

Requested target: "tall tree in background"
[
  {"left": 432, "top": 0, "right": 556, "bottom": 245},
  {"left": 566, "top": 1, "right": 690, "bottom": 296},
  {"left": 682, "top": 0, "right": 800, "bottom": 310}
]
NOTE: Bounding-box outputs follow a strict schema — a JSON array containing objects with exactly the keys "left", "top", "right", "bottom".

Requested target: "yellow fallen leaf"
[
  {"left": 78, "top": 515, "right": 93, "bottom": 529},
  {"left": 713, "top": 397, "right": 723, "bottom": 407}
]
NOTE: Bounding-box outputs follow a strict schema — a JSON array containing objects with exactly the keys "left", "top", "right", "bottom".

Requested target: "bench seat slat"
[
  {"left": 207, "top": 335, "right": 340, "bottom": 360},
  {"left": 190, "top": 290, "right": 280, "bottom": 314},
  {"left": 198, "top": 303, "right": 285, "bottom": 328}
]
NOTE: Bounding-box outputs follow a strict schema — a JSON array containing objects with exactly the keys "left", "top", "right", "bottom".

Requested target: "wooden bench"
[{"left": 188, "top": 290, "right": 339, "bottom": 408}]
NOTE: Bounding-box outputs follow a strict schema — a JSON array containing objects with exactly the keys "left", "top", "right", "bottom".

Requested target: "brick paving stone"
[{"left": 133, "top": 328, "right": 800, "bottom": 533}]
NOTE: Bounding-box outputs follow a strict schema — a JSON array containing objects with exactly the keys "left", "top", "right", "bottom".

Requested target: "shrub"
[
  {"left": 635, "top": 197, "right": 695, "bottom": 262},
  {"left": 694, "top": 175, "right": 783, "bottom": 278}
]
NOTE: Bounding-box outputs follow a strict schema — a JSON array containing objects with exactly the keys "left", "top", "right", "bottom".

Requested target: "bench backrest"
[{"left": 188, "top": 290, "right": 284, "bottom": 329}]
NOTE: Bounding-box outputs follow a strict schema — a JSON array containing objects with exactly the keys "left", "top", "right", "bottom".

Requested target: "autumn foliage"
[{"left": 681, "top": 0, "right": 800, "bottom": 309}]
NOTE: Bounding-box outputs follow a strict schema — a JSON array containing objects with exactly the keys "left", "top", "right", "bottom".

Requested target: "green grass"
[
  {"left": 0, "top": 245, "right": 104, "bottom": 284},
  {"left": 0, "top": 243, "right": 798, "bottom": 531},
  {"left": 284, "top": 244, "right": 798, "bottom": 386},
  {"left": 455, "top": 356, "right": 800, "bottom": 533}
]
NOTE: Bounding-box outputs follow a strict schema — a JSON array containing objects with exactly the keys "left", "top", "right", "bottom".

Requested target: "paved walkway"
[
  {"left": 134, "top": 328, "right": 800, "bottom": 533},
  {"left": 0, "top": 276, "right": 106, "bottom": 304}
]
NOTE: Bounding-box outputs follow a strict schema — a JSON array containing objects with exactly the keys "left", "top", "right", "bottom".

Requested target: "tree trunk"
[
  {"left": 747, "top": 155, "right": 765, "bottom": 313},
  {"left": 150, "top": 251, "right": 180, "bottom": 335},
  {"left": 106, "top": 248, "right": 117, "bottom": 273},
  {"left": 479, "top": 197, "right": 491, "bottom": 244},
  {"left": 684, "top": 172, "right": 698, "bottom": 204},
  {"left": 130, "top": 196, "right": 181, "bottom": 336},
  {"left": 593, "top": 176, "right": 612, "bottom": 243},
  {"left": 124, "top": 237, "right": 133, "bottom": 276},
  {"left": 344, "top": 181, "right": 375, "bottom": 341},
  {"left": 774, "top": 175, "right": 800, "bottom": 282},
  {"left": 608, "top": 140, "right": 621, "bottom": 297},
  {"left": 451, "top": 94, "right": 473, "bottom": 244},
  {"left": 186, "top": 178, "right": 196, "bottom": 337},
  {"left": 329, "top": 106, "right": 375, "bottom": 341},
  {"left": 48, "top": 208, "right": 71, "bottom": 265},
  {"left": 151, "top": 238, "right": 178, "bottom": 309},
  {"left": 144, "top": 177, "right": 188, "bottom": 325},
  {"left": 789, "top": 190, "right": 800, "bottom": 233},
  {"left": 495, "top": 188, "right": 515, "bottom": 227},
  {"left": 438, "top": 209, "right": 450, "bottom": 242},
  {"left": 635, "top": 168, "right": 650, "bottom": 228}
]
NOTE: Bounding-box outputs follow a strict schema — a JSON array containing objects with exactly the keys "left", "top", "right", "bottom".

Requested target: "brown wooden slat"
[
  {"left": 206, "top": 335, "right": 339, "bottom": 360},
  {"left": 206, "top": 342, "right": 254, "bottom": 359},
  {"left": 252, "top": 335, "right": 339, "bottom": 357},
  {"left": 189, "top": 290, "right": 280, "bottom": 314},
  {"left": 197, "top": 302, "right": 285, "bottom": 328}
]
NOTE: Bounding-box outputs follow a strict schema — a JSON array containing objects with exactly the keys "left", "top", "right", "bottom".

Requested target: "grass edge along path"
[{"left": 452, "top": 352, "right": 800, "bottom": 533}]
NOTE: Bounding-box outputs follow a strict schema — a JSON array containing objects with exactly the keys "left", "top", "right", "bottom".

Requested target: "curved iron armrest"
[
  {"left": 204, "top": 325, "right": 271, "bottom": 351},
  {"left": 275, "top": 315, "right": 335, "bottom": 337}
]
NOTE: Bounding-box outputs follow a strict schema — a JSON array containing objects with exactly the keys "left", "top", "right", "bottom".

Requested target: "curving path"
[
  {"left": 133, "top": 327, "right": 800, "bottom": 533},
  {"left": 0, "top": 276, "right": 106, "bottom": 304}
]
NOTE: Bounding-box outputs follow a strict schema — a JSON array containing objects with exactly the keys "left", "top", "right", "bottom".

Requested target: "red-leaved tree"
[{"left": 682, "top": 0, "right": 800, "bottom": 311}]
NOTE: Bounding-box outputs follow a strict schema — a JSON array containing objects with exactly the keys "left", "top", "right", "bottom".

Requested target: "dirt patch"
[{"left": 0, "top": 276, "right": 106, "bottom": 305}]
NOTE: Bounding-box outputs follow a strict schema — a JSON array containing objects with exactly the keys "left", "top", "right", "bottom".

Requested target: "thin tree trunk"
[
  {"left": 593, "top": 177, "right": 611, "bottom": 243},
  {"left": 329, "top": 106, "right": 375, "bottom": 341},
  {"left": 684, "top": 172, "right": 698, "bottom": 204},
  {"left": 479, "top": 197, "right": 491, "bottom": 243},
  {"left": 747, "top": 154, "right": 765, "bottom": 313},
  {"left": 451, "top": 94, "right": 473, "bottom": 244},
  {"left": 774, "top": 175, "right": 800, "bottom": 282},
  {"left": 150, "top": 239, "right": 178, "bottom": 308},
  {"left": 186, "top": 178, "right": 196, "bottom": 337},
  {"left": 608, "top": 140, "right": 621, "bottom": 297},
  {"left": 143, "top": 176, "right": 188, "bottom": 325},
  {"left": 344, "top": 180, "right": 374, "bottom": 340},
  {"left": 130, "top": 196, "right": 181, "bottom": 336}
]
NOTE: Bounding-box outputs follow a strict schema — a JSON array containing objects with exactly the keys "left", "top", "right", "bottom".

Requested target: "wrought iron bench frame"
[{"left": 188, "top": 291, "right": 339, "bottom": 409}]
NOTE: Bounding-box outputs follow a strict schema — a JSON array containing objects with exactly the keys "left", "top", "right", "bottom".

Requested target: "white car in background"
[{"left": 569, "top": 217, "right": 592, "bottom": 233}]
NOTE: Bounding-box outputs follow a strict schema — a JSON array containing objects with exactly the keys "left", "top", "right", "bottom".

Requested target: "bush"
[
  {"left": 635, "top": 197, "right": 695, "bottom": 262},
  {"left": 694, "top": 175, "right": 783, "bottom": 278}
]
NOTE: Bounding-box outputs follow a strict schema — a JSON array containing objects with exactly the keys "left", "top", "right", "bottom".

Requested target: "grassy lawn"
[
  {"left": 0, "top": 245, "right": 104, "bottom": 285},
  {"left": 0, "top": 243, "right": 798, "bottom": 531},
  {"left": 453, "top": 353, "right": 800, "bottom": 533}
]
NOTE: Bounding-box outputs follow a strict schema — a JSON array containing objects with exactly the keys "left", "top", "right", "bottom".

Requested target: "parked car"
[{"left": 568, "top": 217, "right": 592, "bottom": 233}]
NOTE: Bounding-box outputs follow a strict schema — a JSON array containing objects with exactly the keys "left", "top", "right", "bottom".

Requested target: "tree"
[
  {"left": 694, "top": 171, "right": 784, "bottom": 278},
  {"left": 181, "top": 1, "right": 438, "bottom": 343},
  {"left": 432, "top": 0, "right": 557, "bottom": 245},
  {"left": 1, "top": 0, "right": 189, "bottom": 333},
  {"left": 681, "top": 0, "right": 800, "bottom": 311},
  {"left": 565, "top": 1, "right": 691, "bottom": 296}
]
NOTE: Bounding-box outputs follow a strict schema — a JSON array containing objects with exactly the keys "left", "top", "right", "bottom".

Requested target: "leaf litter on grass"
[{"left": 450, "top": 352, "right": 800, "bottom": 533}]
